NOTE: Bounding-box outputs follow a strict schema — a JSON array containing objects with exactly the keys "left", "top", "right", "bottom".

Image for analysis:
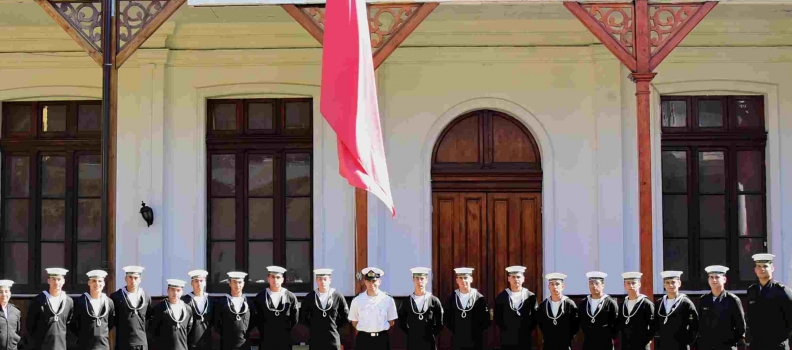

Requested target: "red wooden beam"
[
  {"left": 373, "top": 3, "right": 438, "bottom": 70},
  {"left": 281, "top": 4, "right": 324, "bottom": 45},
  {"left": 563, "top": 2, "right": 637, "bottom": 72},
  {"left": 649, "top": 2, "right": 717, "bottom": 71}
]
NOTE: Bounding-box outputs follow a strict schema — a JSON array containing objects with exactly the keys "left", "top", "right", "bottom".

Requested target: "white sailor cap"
[
  {"left": 752, "top": 253, "right": 775, "bottom": 263},
  {"left": 46, "top": 267, "right": 69, "bottom": 277},
  {"left": 227, "top": 271, "right": 247, "bottom": 280},
  {"left": 705, "top": 265, "right": 729, "bottom": 275},
  {"left": 586, "top": 271, "right": 607, "bottom": 280},
  {"left": 267, "top": 266, "right": 287, "bottom": 276},
  {"left": 506, "top": 266, "right": 527, "bottom": 276},
  {"left": 454, "top": 267, "right": 474, "bottom": 276},
  {"left": 86, "top": 270, "right": 108, "bottom": 279},
  {"left": 410, "top": 267, "right": 431, "bottom": 276},
  {"left": 167, "top": 279, "right": 187, "bottom": 288},
  {"left": 362, "top": 267, "right": 384, "bottom": 280},
  {"left": 188, "top": 270, "right": 209, "bottom": 279},
  {"left": 0, "top": 280, "right": 13, "bottom": 289},
  {"left": 122, "top": 266, "right": 145, "bottom": 276},
  {"left": 314, "top": 268, "right": 333, "bottom": 277},
  {"left": 621, "top": 272, "right": 643, "bottom": 280},
  {"left": 660, "top": 271, "right": 683, "bottom": 280},
  {"left": 545, "top": 272, "right": 567, "bottom": 281}
]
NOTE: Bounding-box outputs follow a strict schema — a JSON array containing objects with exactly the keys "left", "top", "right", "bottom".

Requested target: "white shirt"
[
  {"left": 268, "top": 289, "right": 284, "bottom": 308},
  {"left": 627, "top": 298, "right": 639, "bottom": 313},
  {"left": 230, "top": 296, "right": 245, "bottom": 312},
  {"left": 192, "top": 294, "right": 207, "bottom": 314},
  {"left": 124, "top": 288, "right": 141, "bottom": 307},
  {"left": 412, "top": 293, "right": 429, "bottom": 312},
  {"left": 89, "top": 294, "right": 104, "bottom": 314},
  {"left": 169, "top": 301, "right": 184, "bottom": 320},
  {"left": 458, "top": 291, "right": 471, "bottom": 308},
  {"left": 509, "top": 289, "right": 524, "bottom": 307},
  {"left": 317, "top": 289, "right": 333, "bottom": 308},
  {"left": 44, "top": 291, "right": 64, "bottom": 312},
  {"left": 1, "top": 303, "right": 7, "bottom": 319},
  {"left": 664, "top": 297, "right": 677, "bottom": 313},
  {"left": 348, "top": 291, "right": 398, "bottom": 332},
  {"left": 589, "top": 297, "right": 601, "bottom": 314},
  {"left": 550, "top": 300, "right": 562, "bottom": 316}
]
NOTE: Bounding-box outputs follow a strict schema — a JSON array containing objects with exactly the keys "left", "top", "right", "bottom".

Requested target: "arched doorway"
[{"left": 431, "top": 109, "right": 543, "bottom": 348}]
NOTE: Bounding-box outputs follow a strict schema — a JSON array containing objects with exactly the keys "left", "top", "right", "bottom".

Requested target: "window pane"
[
  {"left": 41, "top": 156, "right": 66, "bottom": 198},
  {"left": 7, "top": 104, "right": 31, "bottom": 133},
  {"left": 76, "top": 243, "right": 101, "bottom": 284},
  {"left": 249, "top": 198, "right": 273, "bottom": 240},
  {"left": 77, "top": 104, "right": 101, "bottom": 132},
  {"left": 699, "top": 152, "right": 725, "bottom": 194},
  {"left": 738, "top": 238, "right": 765, "bottom": 281},
  {"left": 78, "top": 199, "right": 101, "bottom": 241},
  {"left": 248, "top": 103, "right": 274, "bottom": 130},
  {"left": 78, "top": 155, "right": 102, "bottom": 197},
  {"left": 248, "top": 155, "right": 273, "bottom": 196},
  {"left": 698, "top": 100, "right": 723, "bottom": 127},
  {"left": 41, "top": 200, "right": 66, "bottom": 241},
  {"left": 211, "top": 198, "right": 236, "bottom": 240},
  {"left": 40, "top": 242, "right": 65, "bottom": 283},
  {"left": 8, "top": 156, "right": 30, "bottom": 197},
  {"left": 4, "top": 243, "right": 29, "bottom": 284},
  {"left": 4, "top": 199, "right": 29, "bottom": 241},
  {"left": 211, "top": 155, "right": 236, "bottom": 196},
  {"left": 286, "top": 242, "right": 311, "bottom": 284},
  {"left": 737, "top": 151, "right": 762, "bottom": 192},
  {"left": 212, "top": 103, "right": 237, "bottom": 131},
  {"left": 284, "top": 101, "right": 311, "bottom": 130},
  {"left": 661, "top": 100, "right": 687, "bottom": 127},
  {"left": 661, "top": 151, "right": 687, "bottom": 192},
  {"left": 737, "top": 195, "right": 764, "bottom": 237},
  {"left": 700, "top": 195, "right": 726, "bottom": 238},
  {"left": 286, "top": 198, "right": 311, "bottom": 239},
  {"left": 248, "top": 241, "right": 273, "bottom": 283},
  {"left": 210, "top": 242, "right": 235, "bottom": 283},
  {"left": 700, "top": 239, "right": 727, "bottom": 269},
  {"left": 663, "top": 195, "right": 688, "bottom": 237},
  {"left": 286, "top": 153, "right": 311, "bottom": 196},
  {"left": 663, "top": 239, "right": 688, "bottom": 281},
  {"left": 733, "top": 98, "right": 761, "bottom": 128},
  {"left": 41, "top": 105, "right": 67, "bottom": 132}
]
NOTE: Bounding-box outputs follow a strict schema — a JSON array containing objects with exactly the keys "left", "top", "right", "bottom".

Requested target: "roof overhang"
[{"left": 186, "top": 0, "right": 792, "bottom": 6}]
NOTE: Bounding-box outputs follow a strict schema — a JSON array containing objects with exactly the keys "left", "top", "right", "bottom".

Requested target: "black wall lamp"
[{"left": 140, "top": 201, "right": 154, "bottom": 227}]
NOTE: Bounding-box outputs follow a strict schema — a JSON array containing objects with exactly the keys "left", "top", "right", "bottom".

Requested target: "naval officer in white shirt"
[{"left": 348, "top": 267, "right": 398, "bottom": 350}]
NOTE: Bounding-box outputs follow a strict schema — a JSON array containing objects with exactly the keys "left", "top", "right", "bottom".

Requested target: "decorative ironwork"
[
  {"left": 582, "top": 4, "right": 634, "bottom": 55},
  {"left": 51, "top": 1, "right": 103, "bottom": 51},
  {"left": 300, "top": 6, "right": 325, "bottom": 30},
  {"left": 649, "top": 5, "right": 700, "bottom": 53},
  {"left": 117, "top": 0, "right": 166, "bottom": 52}
]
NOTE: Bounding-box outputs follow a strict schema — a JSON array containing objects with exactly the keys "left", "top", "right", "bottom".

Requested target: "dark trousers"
[
  {"left": 355, "top": 331, "right": 391, "bottom": 350},
  {"left": 118, "top": 346, "right": 147, "bottom": 350}
]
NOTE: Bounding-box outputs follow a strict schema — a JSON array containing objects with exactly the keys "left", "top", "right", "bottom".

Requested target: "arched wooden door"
[{"left": 431, "top": 110, "right": 542, "bottom": 349}]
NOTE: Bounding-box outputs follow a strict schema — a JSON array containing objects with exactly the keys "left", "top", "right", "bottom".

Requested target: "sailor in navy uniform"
[
  {"left": 110, "top": 266, "right": 153, "bottom": 350},
  {"left": 349, "top": 267, "right": 398, "bottom": 350},
  {"left": 536, "top": 273, "right": 579, "bottom": 350},
  {"left": 444, "top": 267, "right": 490, "bottom": 350},
  {"left": 26, "top": 267, "right": 73, "bottom": 350},
  {"left": 182, "top": 269, "right": 213, "bottom": 350},
  {"left": 151, "top": 279, "right": 194, "bottom": 350},
  {"left": 698, "top": 265, "right": 745, "bottom": 350},
  {"left": 300, "top": 268, "right": 350, "bottom": 350},
  {"left": 746, "top": 253, "right": 792, "bottom": 350},
  {"left": 215, "top": 271, "right": 252, "bottom": 350},
  {"left": 398, "top": 267, "right": 444, "bottom": 350},
  {"left": 618, "top": 272, "right": 655, "bottom": 350},
  {"left": 252, "top": 266, "right": 298, "bottom": 350},
  {"left": 654, "top": 271, "right": 698, "bottom": 350},
  {"left": 494, "top": 266, "right": 537, "bottom": 350},
  {"left": 0, "top": 280, "right": 22, "bottom": 350},
  {"left": 71, "top": 270, "right": 115, "bottom": 350},
  {"left": 578, "top": 271, "right": 618, "bottom": 350}
]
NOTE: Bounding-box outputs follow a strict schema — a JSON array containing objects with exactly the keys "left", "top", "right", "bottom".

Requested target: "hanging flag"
[{"left": 320, "top": 0, "right": 396, "bottom": 217}]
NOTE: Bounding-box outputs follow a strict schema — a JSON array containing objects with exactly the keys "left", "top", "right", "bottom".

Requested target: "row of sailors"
[{"left": 0, "top": 253, "right": 789, "bottom": 350}]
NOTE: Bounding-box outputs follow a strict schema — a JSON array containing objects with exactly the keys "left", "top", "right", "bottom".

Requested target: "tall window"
[
  {"left": 0, "top": 101, "right": 103, "bottom": 294},
  {"left": 661, "top": 96, "right": 767, "bottom": 290},
  {"left": 206, "top": 99, "right": 312, "bottom": 293}
]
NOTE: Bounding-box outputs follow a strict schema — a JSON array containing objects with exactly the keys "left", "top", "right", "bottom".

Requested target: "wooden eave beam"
[
  {"left": 373, "top": 2, "right": 438, "bottom": 69},
  {"left": 116, "top": 0, "right": 187, "bottom": 68},
  {"left": 35, "top": 0, "right": 103, "bottom": 67},
  {"left": 563, "top": 2, "right": 637, "bottom": 72},
  {"left": 282, "top": 4, "right": 325, "bottom": 45},
  {"left": 649, "top": 1, "right": 717, "bottom": 71}
]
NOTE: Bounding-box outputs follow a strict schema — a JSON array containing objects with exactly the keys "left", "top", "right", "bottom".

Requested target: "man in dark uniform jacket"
[
  {"left": 619, "top": 272, "right": 655, "bottom": 350},
  {"left": 0, "top": 280, "right": 22, "bottom": 350},
  {"left": 300, "top": 268, "right": 350, "bottom": 350},
  {"left": 578, "top": 271, "right": 618, "bottom": 350},
  {"left": 698, "top": 265, "right": 745, "bottom": 350},
  {"left": 536, "top": 272, "right": 579, "bottom": 350},
  {"left": 654, "top": 270, "right": 698, "bottom": 350},
  {"left": 398, "top": 267, "right": 444, "bottom": 350},
  {"left": 182, "top": 269, "right": 213, "bottom": 350},
  {"left": 215, "top": 271, "right": 252, "bottom": 350},
  {"left": 151, "top": 279, "right": 194, "bottom": 350},
  {"left": 71, "top": 270, "right": 116, "bottom": 350},
  {"left": 110, "top": 265, "right": 153, "bottom": 350},
  {"left": 444, "top": 267, "right": 490, "bottom": 350},
  {"left": 252, "top": 266, "right": 298, "bottom": 350},
  {"left": 26, "top": 267, "right": 74, "bottom": 350},
  {"left": 494, "top": 266, "right": 537, "bottom": 350},
  {"left": 746, "top": 253, "right": 792, "bottom": 350}
]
